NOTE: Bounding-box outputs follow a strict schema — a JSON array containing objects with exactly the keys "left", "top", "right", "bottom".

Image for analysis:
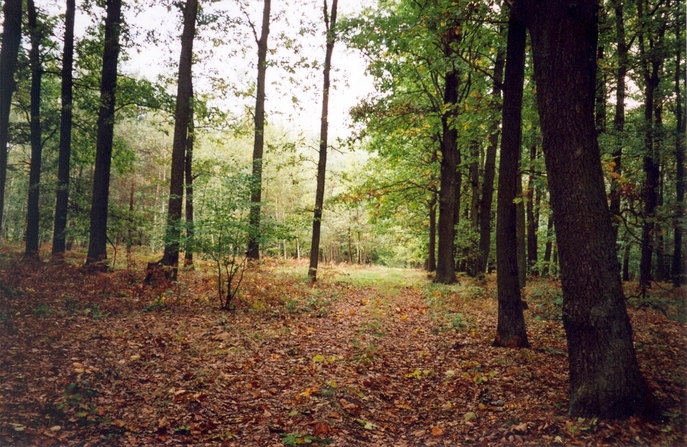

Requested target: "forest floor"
[{"left": 0, "top": 248, "right": 685, "bottom": 446}]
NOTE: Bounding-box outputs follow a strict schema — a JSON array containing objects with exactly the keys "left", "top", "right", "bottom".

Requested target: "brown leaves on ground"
[{"left": 0, "top": 253, "right": 685, "bottom": 446}]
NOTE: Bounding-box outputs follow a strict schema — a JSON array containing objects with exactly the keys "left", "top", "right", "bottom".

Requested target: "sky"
[{"left": 114, "top": 0, "right": 376, "bottom": 139}]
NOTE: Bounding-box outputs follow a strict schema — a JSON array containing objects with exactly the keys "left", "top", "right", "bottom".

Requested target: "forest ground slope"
[{"left": 0, "top": 249, "right": 685, "bottom": 446}]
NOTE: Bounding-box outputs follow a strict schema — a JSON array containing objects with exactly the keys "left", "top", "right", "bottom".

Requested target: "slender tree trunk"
[
  {"left": 0, "top": 0, "right": 22, "bottom": 234},
  {"left": 609, "top": 0, "right": 627, "bottom": 244},
  {"left": 160, "top": 0, "right": 198, "bottom": 275},
  {"left": 673, "top": 22, "right": 685, "bottom": 287},
  {"left": 434, "top": 22, "right": 462, "bottom": 285},
  {"left": 427, "top": 192, "right": 437, "bottom": 272},
  {"left": 542, "top": 212, "right": 553, "bottom": 277},
  {"left": 52, "top": 0, "right": 75, "bottom": 256},
  {"left": 86, "top": 0, "right": 122, "bottom": 266},
  {"left": 477, "top": 49, "right": 505, "bottom": 275},
  {"left": 493, "top": 11, "right": 528, "bottom": 348},
  {"left": 526, "top": 146, "right": 538, "bottom": 274},
  {"left": 515, "top": 175, "right": 526, "bottom": 287},
  {"left": 518, "top": 0, "right": 655, "bottom": 418},
  {"left": 25, "top": 0, "right": 43, "bottom": 258},
  {"left": 637, "top": 0, "right": 666, "bottom": 292},
  {"left": 184, "top": 86, "right": 195, "bottom": 268},
  {"left": 247, "top": 0, "right": 271, "bottom": 260},
  {"left": 308, "top": 0, "right": 338, "bottom": 281},
  {"left": 623, "top": 236, "right": 632, "bottom": 281},
  {"left": 126, "top": 180, "right": 133, "bottom": 266}
]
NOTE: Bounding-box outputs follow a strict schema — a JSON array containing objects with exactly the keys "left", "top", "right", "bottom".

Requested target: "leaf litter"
[{"left": 0, "top": 255, "right": 685, "bottom": 446}]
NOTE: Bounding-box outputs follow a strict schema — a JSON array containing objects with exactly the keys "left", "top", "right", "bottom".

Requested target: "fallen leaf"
[{"left": 431, "top": 426, "right": 444, "bottom": 436}]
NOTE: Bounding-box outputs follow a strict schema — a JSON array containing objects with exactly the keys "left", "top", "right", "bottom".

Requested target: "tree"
[
  {"left": 184, "top": 86, "right": 195, "bottom": 268},
  {"left": 0, "top": 0, "right": 22, "bottom": 235},
  {"left": 516, "top": 0, "right": 655, "bottom": 417},
  {"left": 52, "top": 0, "right": 75, "bottom": 256},
  {"left": 24, "top": 0, "right": 44, "bottom": 258},
  {"left": 308, "top": 0, "right": 338, "bottom": 281},
  {"left": 434, "top": 15, "right": 461, "bottom": 285},
  {"left": 85, "top": 0, "right": 122, "bottom": 265},
  {"left": 493, "top": 11, "right": 528, "bottom": 348},
  {"left": 246, "top": 0, "right": 271, "bottom": 260},
  {"left": 160, "top": 0, "right": 198, "bottom": 275},
  {"left": 476, "top": 48, "right": 505, "bottom": 275},
  {"left": 672, "top": 18, "right": 685, "bottom": 287}
]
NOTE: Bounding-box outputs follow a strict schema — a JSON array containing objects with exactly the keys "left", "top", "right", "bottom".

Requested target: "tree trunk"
[
  {"left": 0, "top": 0, "right": 22, "bottom": 234},
  {"left": 609, "top": 0, "right": 627, "bottom": 244},
  {"left": 493, "top": 11, "right": 528, "bottom": 348},
  {"left": 160, "top": 0, "right": 198, "bottom": 275},
  {"left": 515, "top": 174, "right": 526, "bottom": 287},
  {"left": 184, "top": 86, "right": 195, "bottom": 268},
  {"left": 526, "top": 145, "right": 538, "bottom": 274},
  {"left": 308, "top": 0, "right": 338, "bottom": 281},
  {"left": 427, "top": 192, "right": 437, "bottom": 272},
  {"left": 673, "top": 23, "right": 685, "bottom": 287},
  {"left": 434, "top": 22, "right": 461, "bottom": 285},
  {"left": 542, "top": 212, "right": 553, "bottom": 277},
  {"left": 52, "top": 0, "right": 75, "bottom": 256},
  {"left": 86, "top": 0, "right": 122, "bottom": 266},
  {"left": 637, "top": 0, "right": 666, "bottom": 292},
  {"left": 25, "top": 0, "right": 43, "bottom": 258},
  {"left": 518, "top": 0, "right": 655, "bottom": 418},
  {"left": 477, "top": 49, "right": 505, "bottom": 275},
  {"left": 247, "top": 0, "right": 271, "bottom": 260}
]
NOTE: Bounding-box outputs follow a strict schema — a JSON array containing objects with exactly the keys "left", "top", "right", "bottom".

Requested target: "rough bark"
[
  {"left": 517, "top": 0, "right": 655, "bottom": 418},
  {"left": 247, "top": 0, "right": 271, "bottom": 260},
  {"left": 0, "top": 0, "right": 22, "bottom": 234},
  {"left": 542, "top": 212, "right": 553, "bottom": 277},
  {"left": 434, "top": 22, "right": 461, "bottom": 285},
  {"left": 477, "top": 49, "right": 505, "bottom": 275},
  {"left": 493, "top": 11, "right": 528, "bottom": 348},
  {"left": 308, "top": 0, "right": 338, "bottom": 281},
  {"left": 52, "top": 0, "right": 75, "bottom": 256},
  {"left": 85, "top": 0, "right": 121, "bottom": 265},
  {"left": 160, "top": 0, "right": 198, "bottom": 274},
  {"left": 25, "top": 0, "right": 43, "bottom": 258}
]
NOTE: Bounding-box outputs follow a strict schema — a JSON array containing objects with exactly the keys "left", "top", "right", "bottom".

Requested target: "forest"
[{"left": 0, "top": 0, "right": 685, "bottom": 445}]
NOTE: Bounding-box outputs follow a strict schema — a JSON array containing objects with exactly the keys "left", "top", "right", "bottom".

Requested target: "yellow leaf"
[
  {"left": 405, "top": 369, "right": 422, "bottom": 379},
  {"left": 312, "top": 354, "right": 325, "bottom": 363},
  {"left": 464, "top": 412, "right": 477, "bottom": 422},
  {"left": 400, "top": 314, "right": 407, "bottom": 321}
]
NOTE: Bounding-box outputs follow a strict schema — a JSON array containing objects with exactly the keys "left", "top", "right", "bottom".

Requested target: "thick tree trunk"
[
  {"left": 477, "top": 50, "right": 505, "bottom": 275},
  {"left": 160, "top": 0, "right": 198, "bottom": 275},
  {"left": 434, "top": 23, "right": 461, "bottom": 285},
  {"left": 184, "top": 88, "right": 195, "bottom": 268},
  {"left": 86, "top": 0, "right": 122, "bottom": 266},
  {"left": 0, "top": 0, "right": 22, "bottom": 234},
  {"left": 25, "top": 0, "right": 43, "bottom": 258},
  {"left": 247, "top": 0, "right": 271, "bottom": 260},
  {"left": 308, "top": 0, "right": 338, "bottom": 281},
  {"left": 518, "top": 0, "right": 655, "bottom": 418},
  {"left": 52, "top": 0, "right": 75, "bottom": 256},
  {"left": 672, "top": 24, "right": 685, "bottom": 287},
  {"left": 493, "top": 11, "right": 528, "bottom": 348}
]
